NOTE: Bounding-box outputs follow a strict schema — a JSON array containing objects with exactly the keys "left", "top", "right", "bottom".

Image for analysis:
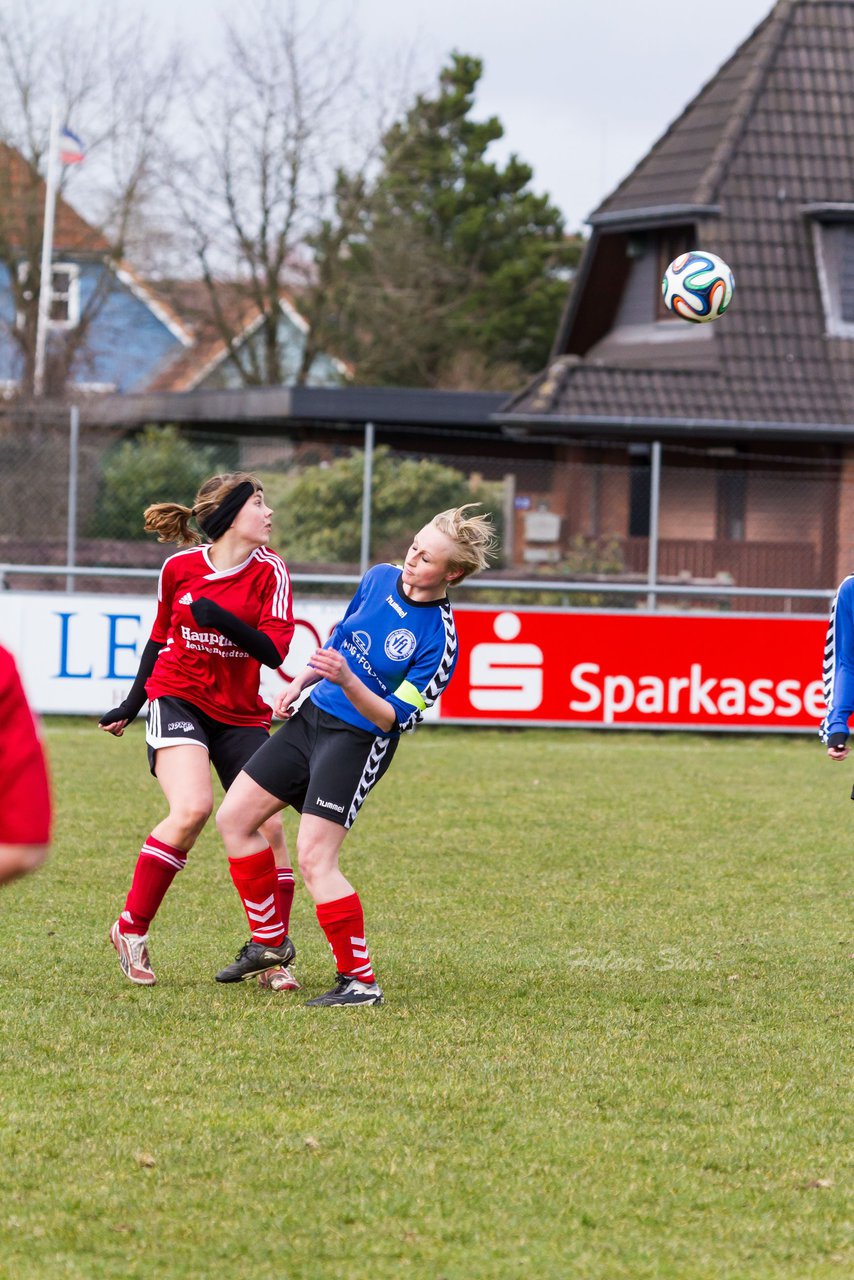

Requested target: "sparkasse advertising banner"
[
  {"left": 0, "top": 593, "right": 829, "bottom": 733},
  {"left": 438, "top": 608, "right": 828, "bottom": 732}
]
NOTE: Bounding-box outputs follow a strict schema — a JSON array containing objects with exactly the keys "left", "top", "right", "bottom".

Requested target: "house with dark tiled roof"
[
  {"left": 0, "top": 144, "right": 345, "bottom": 396},
  {"left": 499, "top": 0, "right": 854, "bottom": 588}
]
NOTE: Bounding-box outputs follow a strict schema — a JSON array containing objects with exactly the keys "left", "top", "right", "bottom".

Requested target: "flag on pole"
[{"left": 59, "top": 126, "right": 85, "bottom": 165}]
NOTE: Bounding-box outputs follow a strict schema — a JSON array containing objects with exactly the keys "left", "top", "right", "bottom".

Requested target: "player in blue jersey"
[
  {"left": 214, "top": 505, "right": 496, "bottom": 1004},
  {"left": 820, "top": 573, "right": 854, "bottom": 761}
]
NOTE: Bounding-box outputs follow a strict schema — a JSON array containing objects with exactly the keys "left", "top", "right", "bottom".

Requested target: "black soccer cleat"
[
  {"left": 215, "top": 937, "right": 296, "bottom": 983},
  {"left": 304, "top": 972, "right": 384, "bottom": 1007}
]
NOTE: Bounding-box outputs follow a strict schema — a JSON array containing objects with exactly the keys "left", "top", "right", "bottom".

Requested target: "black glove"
[
  {"left": 827, "top": 732, "right": 849, "bottom": 749},
  {"left": 190, "top": 597, "right": 282, "bottom": 668},
  {"left": 99, "top": 638, "right": 160, "bottom": 724}
]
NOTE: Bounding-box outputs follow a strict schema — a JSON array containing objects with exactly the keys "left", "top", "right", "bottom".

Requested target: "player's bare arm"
[{"left": 273, "top": 666, "right": 323, "bottom": 719}]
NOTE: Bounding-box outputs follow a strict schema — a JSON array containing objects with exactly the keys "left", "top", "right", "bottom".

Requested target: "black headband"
[{"left": 197, "top": 481, "right": 256, "bottom": 542}]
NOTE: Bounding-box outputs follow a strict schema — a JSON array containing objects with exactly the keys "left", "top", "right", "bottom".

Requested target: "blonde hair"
[
  {"left": 144, "top": 472, "right": 262, "bottom": 546},
  {"left": 431, "top": 504, "right": 498, "bottom": 582}
]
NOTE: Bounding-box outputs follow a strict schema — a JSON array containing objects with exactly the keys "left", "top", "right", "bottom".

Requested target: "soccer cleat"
[
  {"left": 215, "top": 937, "right": 296, "bottom": 984},
  {"left": 110, "top": 919, "right": 156, "bottom": 986},
  {"left": 304, "top": 972, "right": 384, "bottom": 1007},
  {"left": 257, "top": 965, "right": 300, "bottom": 991}
]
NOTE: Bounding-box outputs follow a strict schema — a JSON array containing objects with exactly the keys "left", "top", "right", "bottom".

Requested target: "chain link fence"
[{"left": 0, "top": 410, "right": 842, "bottom": 614}]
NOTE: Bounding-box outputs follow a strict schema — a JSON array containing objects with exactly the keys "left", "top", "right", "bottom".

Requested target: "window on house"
[
  {"left": 16, "top": 261, "right": 81, "bottom": 329},
  {"left": 628, "top": 444, "right": 651, "bottom": 536},
  {"left": 48, "top": 267, "right": 78, "bottom": 324},
  {"left": 716, "top": 468, "right": 746, "bottom": 541},
  {"left": 812, "top": 221, "right": 854, "bottom": 336},
  {"left": 841, "top": 228, "right": 854, "bottom": 324}
]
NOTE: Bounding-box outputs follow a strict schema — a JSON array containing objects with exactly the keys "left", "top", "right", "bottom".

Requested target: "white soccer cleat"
[
  {"left": 257, "top": 965, "right": 300, "bottom": 991},
  {"left": 110, "top": 919, "right": 156, "bottom": 985}
]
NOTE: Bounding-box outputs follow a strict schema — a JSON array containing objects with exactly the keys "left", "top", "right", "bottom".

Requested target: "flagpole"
[{"left": 34, "top": 103, "right": 60, "bottom": 397}]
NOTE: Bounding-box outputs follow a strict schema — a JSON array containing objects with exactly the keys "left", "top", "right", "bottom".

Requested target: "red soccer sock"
[
  {"left": 274, "top": 866, "right": 296, "bottom": 935},
  {"left": 228, "top": 846, "right": 285, "bottom": 946},
  {"left": 316, "top": 892, "right": 375, "bottom": 983},
  {"left": 120, "top": 834, "right": 187, "bottom": 935}
]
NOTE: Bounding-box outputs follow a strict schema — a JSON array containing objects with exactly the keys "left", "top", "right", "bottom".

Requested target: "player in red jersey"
[
  {"left": 99, "top": 472, "right": 298, "bottom": 989},
  {"left": 0, "top": 644, "right": 52, "bottom": 885}
]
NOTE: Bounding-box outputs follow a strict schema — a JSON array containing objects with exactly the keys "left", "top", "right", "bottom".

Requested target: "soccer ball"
[{"left": 661, "top": 251, "right": 734, "bottom": 323}]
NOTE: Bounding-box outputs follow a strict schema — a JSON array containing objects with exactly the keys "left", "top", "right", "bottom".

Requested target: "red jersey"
[
  {"left": 145, "top": 545, "right": 294, "bottom": 727},
  {"left": 0, "top": 645, "right": 52, "bottom": 845}
]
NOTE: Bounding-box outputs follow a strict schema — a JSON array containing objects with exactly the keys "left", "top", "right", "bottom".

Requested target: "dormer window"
[
  {"left": 807, "top": 206, "right": 854, "bottom": 337},
  {"left": 565, "top": 204, "right": 719, "bottom": 356},
  {"left": 606, "top": 225, "right": 699, "bottom": 328}
]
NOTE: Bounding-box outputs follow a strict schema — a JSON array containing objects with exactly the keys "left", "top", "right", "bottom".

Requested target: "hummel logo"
[
  {"left": 316, "top": 797, "right": 345, "bottom": 813},
  {"left": 179, "top": 592, "right": 194, "bottom": 605}
]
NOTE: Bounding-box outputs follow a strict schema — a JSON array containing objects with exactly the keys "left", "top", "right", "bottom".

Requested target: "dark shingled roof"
[{"left": 502, "top": 0, "right": 854, "bottom": 432}]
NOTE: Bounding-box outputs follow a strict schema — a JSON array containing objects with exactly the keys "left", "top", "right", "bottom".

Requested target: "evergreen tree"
[{"left": 316, "top": 54, "right": 581, "bottom": 389}]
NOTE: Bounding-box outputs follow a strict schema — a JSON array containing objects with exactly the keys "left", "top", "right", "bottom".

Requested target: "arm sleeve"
[
  {"left": 819, "top": 575, "right": 854, "bottom": 743},
  {"left": 386, "top": 614, "right": 458, "bottom": 733},
  {"left": 99, "top": 638, "right": 160, "bottom": 724},
  {"left": 252, "top": 553, "right": 295, "bottom": 664},
  {"left": 190, "top": 598, "right": 282, "bottom": 668},
  {"left": 0, "top": 651, "right": 52, "bottom": 845}
]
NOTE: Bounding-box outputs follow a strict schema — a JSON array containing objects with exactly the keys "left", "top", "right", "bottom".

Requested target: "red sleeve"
[
  {"left": 0, "top": 649, "right": 52, "bottom": 845},
  {"left": 258, "top": 554, "right": 295, "bottom": 660}
]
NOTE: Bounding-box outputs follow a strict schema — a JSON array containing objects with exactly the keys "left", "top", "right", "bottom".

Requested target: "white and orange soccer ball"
[{"left": 661, "top": 251, "right": 734, "bottom": 323}]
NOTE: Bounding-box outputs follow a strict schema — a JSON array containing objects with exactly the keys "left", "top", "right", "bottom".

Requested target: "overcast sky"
[
  {"left": 51, "top": 0, "right": 777, "bottom": 230},
  {"left": 358, "top": 0, "right": 776, "bottom": 229},
  {"left": 137, "top": 0, "right": 776, "bottom": 230}
]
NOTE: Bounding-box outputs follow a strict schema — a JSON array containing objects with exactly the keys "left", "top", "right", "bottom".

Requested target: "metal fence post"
[
  {"left": 360, "top": 421, "right": 375, "bottom": 576},
  {"left": 646, "top": 439, "right": 662, "bottom": 610},
  {"left": 66, "top": 403, "right": 80, "bottom": 593}
]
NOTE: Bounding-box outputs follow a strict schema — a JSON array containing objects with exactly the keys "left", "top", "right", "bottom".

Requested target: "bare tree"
[
  {"left": 0, "top": 1, "right": 182, "bottom": 395},
  {"left": 170, "top": 0, "right": 407, "bottom": 387}
]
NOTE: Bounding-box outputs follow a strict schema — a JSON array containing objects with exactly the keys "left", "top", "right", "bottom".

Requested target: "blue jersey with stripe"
[
  {"left": 310, "top": 563, "right": 458, "bottom": 736},
  {"left": 820, "top": 573, "right": 854, "bottom": 742}
]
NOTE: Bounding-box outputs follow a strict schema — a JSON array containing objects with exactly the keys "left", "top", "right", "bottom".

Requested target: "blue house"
[{"left": 0, "top": 143, "right": 346, "bottom": 395}]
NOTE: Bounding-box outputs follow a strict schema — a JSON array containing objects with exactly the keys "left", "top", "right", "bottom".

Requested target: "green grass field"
[{"left": 0, "top": 723, "right": 850, "bottom": 1279}]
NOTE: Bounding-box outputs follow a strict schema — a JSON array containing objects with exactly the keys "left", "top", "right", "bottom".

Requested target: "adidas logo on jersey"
[{"left": 179, "top": 592, "right": 194, "bottom": 605}]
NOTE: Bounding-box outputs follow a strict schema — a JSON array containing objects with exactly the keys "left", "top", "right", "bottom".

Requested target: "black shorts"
[
  {"left": 146, "top": 696, "right": 269, "bottom": 792},
  {"left": 242, "top": 697, "right": 398, "bottom": 829}
]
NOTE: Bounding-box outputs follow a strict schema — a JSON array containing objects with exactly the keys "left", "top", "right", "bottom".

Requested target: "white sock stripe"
[
  {"left": 351, "top": 948, "right": 369, "bottom": 960},
  {"left": 350, "top": 935, "right": 366, "bottom": 947},
  {"left": 252, "top": 926, "right": 284, "bottom": 940},
  {"left": 277, "top": 870, "right": 295, "bottom": 882},
  {"left": 247, "top": 904, "right": 277, "bottom": 923},
  {"left": 243, "top": 893, "right": 275, "bottom": 912},
  {"left": 140, "top": 844, "right": 186, "bottom": 870},
  {"left": 350, "top": 962, "right": 374, "bottom": 978}
]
